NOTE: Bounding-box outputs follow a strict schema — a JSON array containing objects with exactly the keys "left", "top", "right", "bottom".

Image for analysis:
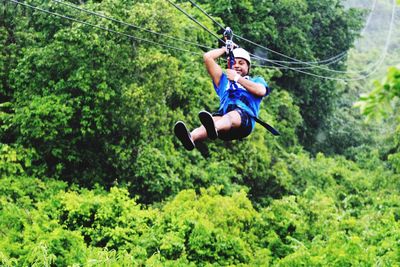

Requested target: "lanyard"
[{"left": 224, "top": 27, "right": 238, "bottom": 91}]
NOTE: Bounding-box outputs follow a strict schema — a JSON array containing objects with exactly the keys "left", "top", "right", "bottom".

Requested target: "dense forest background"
[{"left": 1, "top": 0, "right": 399, "bottom": 265}]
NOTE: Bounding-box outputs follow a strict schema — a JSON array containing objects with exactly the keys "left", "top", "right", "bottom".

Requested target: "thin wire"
[
  {"left": 246, "top": 0, "right": 379, "bottom": 66},
  {"left": 172, "top": 0, "right": 373, "bottom": 73},
  {"left": 9, "top": 0, "right": 394, "bottom": 82},
  {"left": 8, "top": 0, "right": 203, "bottom": 56},
  {"left": 51, "top": 0, "right": 213, "bottom": 51},
  {"left": 244, "top": 0, "right": 379, "bottom": 66},
  {"left": 251, "top": 50, "right": 348, "bottom": 71},
  {"left": 186, "top": 0, "right": 225, "bottom": 30},
  {"left": 270, "top": 0, "right": 378, "bottom": 67},
  {"left": 252, "top": 52, "right": 346, "bottom": 70},
  {"left": 171, "top": 0, "right": 394, "bottom": 80},
  {"left": 56, "top": 0, "right": 334, "bottom": 73},
  {"left": 242, "top": 39, "right": 360, "bottom": 74},
  {"left": 251, "top": 52, "right": 354, "bottom": 74},
  {"left": 187, "top": 0, "right": 379, "bottom": 67},
  {"left": 165, "top": 0, "right": 225, "bottom": 45},
  {"left": 252, "top": 0, "right": 395, "bottom": 81},
  {"left": 185, "top": 0, "right": 347, "bottom": 65},
  {"left": 251, "top": 0, "right": 396, "bottom": 80},
  {"left": 264, "top": 51, "right": 348, "bottom": 66},
  {"left": 361, "top": 0, "right": 378, "bottom": 36}
]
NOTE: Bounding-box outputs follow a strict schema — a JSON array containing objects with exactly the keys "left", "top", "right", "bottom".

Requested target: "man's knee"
[{"left": 225, "top": 111, "right": 241, "bottom": 127}]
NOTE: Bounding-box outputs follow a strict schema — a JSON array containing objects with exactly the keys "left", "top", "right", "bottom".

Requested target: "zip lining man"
[{"left": 174, "top": 46, "right": 271, "bottom": 151}]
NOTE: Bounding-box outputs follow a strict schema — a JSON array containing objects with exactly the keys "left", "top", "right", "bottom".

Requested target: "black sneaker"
[
  {"left": 198, "top": 110, "right": 218, "bottom": 140},
  {"left": 174, "top": 121, "right": 195, "bottom": 151}
]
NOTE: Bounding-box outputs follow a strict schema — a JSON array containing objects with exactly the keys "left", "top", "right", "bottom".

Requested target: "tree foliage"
[
  {"left": 1, "top": 152, "right": 399, "bottom": 265},
  {"left": 355, "top": 66, "right": 400, "bottom": 121},
  {"left": 355, "top": 65, "right": 400, "bottom": 173},
  {"left": 1, "top": 0, "right": 399, "bottom": 265},
  {"left": 311, "top": 0, "right": 400, "bottom": 156}
]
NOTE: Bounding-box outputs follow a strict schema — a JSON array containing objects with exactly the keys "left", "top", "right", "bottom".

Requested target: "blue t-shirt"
[{"left": 213, "top": 73, "right": 269, "bottom": 126}]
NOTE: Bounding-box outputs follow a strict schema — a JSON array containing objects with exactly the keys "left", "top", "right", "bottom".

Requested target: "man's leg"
[
  {"left": 192, "top": 110, "right": 241, "bottom": 141},
  {"left": 214, "top": 110, "right": 241, "bottom": 132},
  {"left": 191, "top": 116, "right": 222, "bottom": 142},
  {"left": 174, "top": 110, "right": 242, "bottom": 150}
]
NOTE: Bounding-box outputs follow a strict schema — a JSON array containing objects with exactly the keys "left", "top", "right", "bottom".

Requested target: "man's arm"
[
  {"left": 203, "top": 47, "right": 226, "bottom": 87},
  {"left": 226, "top": 69, "right": 267, "bottom": 97}
]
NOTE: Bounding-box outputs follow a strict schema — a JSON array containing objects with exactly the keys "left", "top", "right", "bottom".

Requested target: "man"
[{"left": 174, "top": 47, "right": 270, "bottom": 151}]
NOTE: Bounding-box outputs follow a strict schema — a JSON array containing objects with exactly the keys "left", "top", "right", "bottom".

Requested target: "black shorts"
[{"left": 213, "top": 105, "right": 253, "bottom": 141}]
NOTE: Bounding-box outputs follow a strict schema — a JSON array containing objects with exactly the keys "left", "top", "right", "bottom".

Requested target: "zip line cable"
[
  {"left": 239, "top": 0, "right": 385, "bottom": 74},
  {"left": 8, "top": 0, "right": 203, "bottom": 56},
  {"left": 51, "top": 0, "right": 354, "bottom": 73},
  {"left": 244, "top": 39, "right": 357, "bottom": 74},
  {"left": 233, "top": 0, "right": 379, "bottom": 67},
  {"left": 261, "top": 51, "right": 348, "bottom": 66},
  {"left": 251, "top": 0, "right": 395, "bottom": 81},
  {"left": 186, "top": 0, "right": 225, "bottom": 30},
  {"left": 165, "top": 0, "right": 225, "bottom": 45},
  {"left": 185, "top": 0, "right": 349, "bottom": 66},
  {"left": 181, "top": 0, "right": 395, "bottom": 79},
  {"left": 187, "top": 0, "right": 378, "bottom": 66},
  {"left": 250, "top": 0, "right": 396, "bottom": 80},
  {"left": 185, "top": 0, "right": 348, "bottom": 68},
  {"left": 164, "top": 0, "right": 395, "bottom": 80},
  {"left": 245, "top": 0, "right": 379, "bottom": 67},
  {"left": 187, "top": 0, "right": 370, "bottom": 68},
  {"left": 361, "top": 0, "right": 378, "bottom": 36},
  {"left": 169, "top": 0, "right": 355, "bottom": 75},
  {"left": 185, "top": 0, "right": 347, "bottom": 65},
  {"left": 9, "top": 0, "right": 394, "bottom": 82},
  {"left": 251, "top": 50, "right": 348, "bottom": 69},
  {"left": 185, "top": 0, "right": 379, "bottom": 66},
  {"left": 251, "top": 51, "right": 348, "bottom": 71},
  {"left": 51, "top": 0, "right": 213, "bottom": 51}
]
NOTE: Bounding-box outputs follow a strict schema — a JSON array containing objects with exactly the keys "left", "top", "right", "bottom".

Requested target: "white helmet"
[{"left": 233, "top": 48, "right": 251, "bottom": 66}]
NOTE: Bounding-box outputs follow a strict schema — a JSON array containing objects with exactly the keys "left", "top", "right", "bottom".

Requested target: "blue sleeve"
[
  {"left": 213, "top": 73, "right": 228, "bottom": 97},
  {"left": 251, "top": 76, "right": 271, "bottom": 96}
]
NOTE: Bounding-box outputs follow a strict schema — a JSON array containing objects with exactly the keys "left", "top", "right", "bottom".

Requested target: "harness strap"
[
  {"left": 253, "top": 116, "right": 280, "bottom": 136},
  {"left": 227, "top": 46, "right": 239, "bottom": 90},
  {"left": 223, "top": 27, "right": 279, "bottom": 136},
  {"left": 236, "top": 99, "right": 280, "bottom": 136}
]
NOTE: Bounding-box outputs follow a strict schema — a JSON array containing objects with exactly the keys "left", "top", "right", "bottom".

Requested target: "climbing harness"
[{"left": 224, "top": 27, "right": 280, "bottom": 136}]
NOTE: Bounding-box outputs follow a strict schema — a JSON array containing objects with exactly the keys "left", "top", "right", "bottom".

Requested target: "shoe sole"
[
  {"left": 199, "top": 111, "right": 218, "bottom": 140},
  {"left": 174, "top": 121, "right": 195, "bottom": 151}
]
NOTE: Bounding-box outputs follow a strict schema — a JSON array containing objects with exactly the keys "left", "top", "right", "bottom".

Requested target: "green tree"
[
  {"left": 1, "top": 0, "right": 303, "bottom": 204},
  {"left": 355, "top": 66, "right": 400, "bottom": 121},
  {"left": 355, "top": 66, "right": 400, "bottom": 172},
  {"left": 1, "top": 0, "right": 216, "bottom": 196}
]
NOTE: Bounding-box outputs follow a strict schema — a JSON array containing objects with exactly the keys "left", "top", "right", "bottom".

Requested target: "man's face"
[{"left": 233, "top": 58, "right": 249, "bottom": 76}]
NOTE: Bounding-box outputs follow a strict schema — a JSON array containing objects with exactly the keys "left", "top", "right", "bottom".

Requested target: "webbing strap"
[
  {"left": 253, "top": 117, "right": 280, "bottom": 136},
  {"left": 227, "top": 50, "right": 239, "bottom": 90},
  {"left": 236, "top": 100, "right": 280, "bottom": 136}
]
